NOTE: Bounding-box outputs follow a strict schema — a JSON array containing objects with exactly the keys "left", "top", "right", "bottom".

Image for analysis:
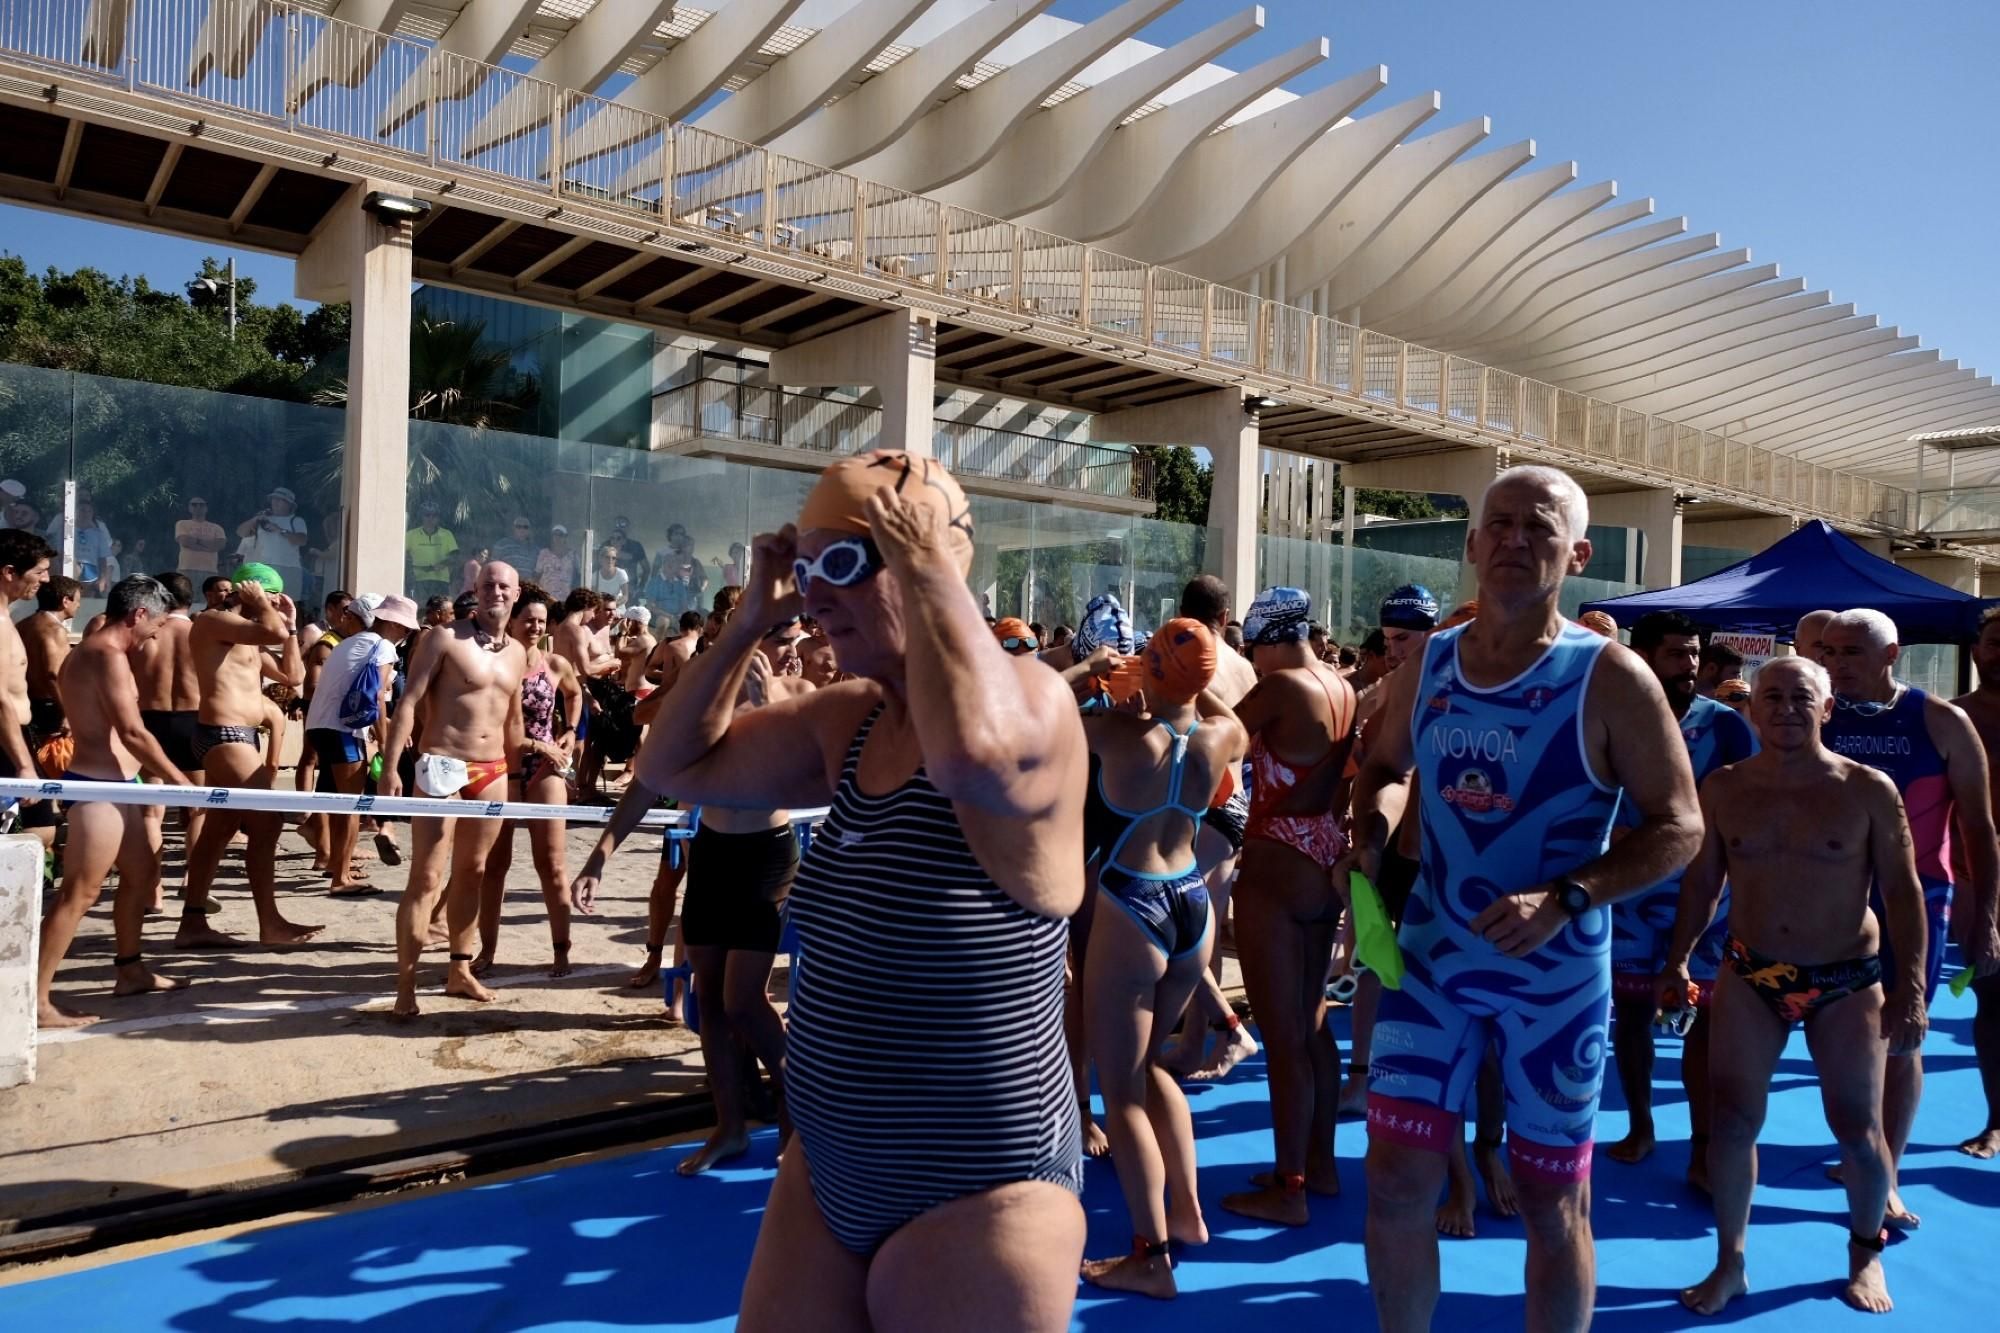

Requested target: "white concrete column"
[
  {"left": 0, "top": 834, "right": 41, "bottom": 1088},
  {"left": 1590, "top": 488, "right": 1684, "bottom": 590},
  {"left": 1095, "top": 389, "right": 1260, "bottom": 607},
  {"left": 297, "top": 182, "right": 414, "bottom": 598},
  {"left": 769, "top": 309, "right": 937, "bottom": 456}
]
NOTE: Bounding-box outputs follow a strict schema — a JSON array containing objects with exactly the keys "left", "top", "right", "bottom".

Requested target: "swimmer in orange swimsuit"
[{"left": 1221, "top": 587, "right": 1359, "bottom": 1228}]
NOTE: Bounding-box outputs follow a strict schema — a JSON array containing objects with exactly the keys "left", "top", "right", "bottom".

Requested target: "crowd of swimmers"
[{"left": 5, "top": 451, "right": 1999, "bottom": 1331}]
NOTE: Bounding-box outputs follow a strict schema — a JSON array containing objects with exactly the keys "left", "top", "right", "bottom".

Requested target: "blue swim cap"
[
  {"left": 1073, "top": 593, "right": 1135, "bottom": 656},
  {"left": 1244, "top": 587, "right": 1312, "bottom": 646},
  {"left": 1379, "top": 584, "right": 1439, "bottom": 631}
]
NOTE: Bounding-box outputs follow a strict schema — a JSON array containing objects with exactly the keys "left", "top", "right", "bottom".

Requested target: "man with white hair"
[
  {"left": 1820, "top": 606, "right": 2000, "bottom": 1228},
  {"left": 1666, "top": 654, "right": 1927, "bottom": 1315},
  {"left": 1352, "top": 464, "right": 1703, "bottom": 1331}
]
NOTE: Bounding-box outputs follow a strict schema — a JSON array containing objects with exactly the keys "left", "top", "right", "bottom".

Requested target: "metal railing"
[
  {"left": 652, "top": 379, "right": 1153, "bottom": 503},
  {"left": 0, "top": 0, "right": 1909, "bottom": 533}
]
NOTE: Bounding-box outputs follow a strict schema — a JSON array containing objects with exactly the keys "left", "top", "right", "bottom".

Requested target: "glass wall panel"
[{"left": 64, "top": 369, "right": 344, "bottom": 618}]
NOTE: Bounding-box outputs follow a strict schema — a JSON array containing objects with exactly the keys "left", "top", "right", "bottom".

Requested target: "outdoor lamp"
[{"left": 363, "top": 192, "right": 432, "bottom": 223}]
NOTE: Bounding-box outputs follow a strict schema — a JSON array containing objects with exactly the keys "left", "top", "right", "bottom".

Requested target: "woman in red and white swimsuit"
[
  {"left": 474, "top": 587, "right": 585, "bottom": 977},
  {"left": 1220, "top": 586, "right": 1358, "bottom": 1229}
]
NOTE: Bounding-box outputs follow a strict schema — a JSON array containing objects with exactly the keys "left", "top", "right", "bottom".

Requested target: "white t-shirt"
[
  {"left": 305, "top": 632, "right": 397, "bottom": 734},
  {"left": 593, "top": 566, "right": 631, "bottom": 601},
  {"left": 245, "top": 512, "right": 308, "bottom": 569}
]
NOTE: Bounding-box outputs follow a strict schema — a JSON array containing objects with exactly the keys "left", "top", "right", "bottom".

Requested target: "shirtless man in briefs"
[
  {"left": 176, "top": 574, "right": 317, "bottom": 946},
  {"left": 0, "top": 530, "right": 57, "bottom": 844},
  {"left": 133, "top": 573, "right": 210, "bottom": 907},
  {"left": 1668, "top": 656, "right": 1927, "bottom": 1315},
  {"left": 35, "top": 576, "right": 193, "bottom": 1027},
  {"left": 380, "top": 561, "right": 528, "bottom": 1019},
  {"left": 1950, "top": 606, "right": 2000, "bottom": 1158}
]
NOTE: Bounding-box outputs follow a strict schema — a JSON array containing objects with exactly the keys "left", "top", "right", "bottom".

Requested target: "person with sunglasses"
[
  {"left": 992, "top": 617, "right": 1039, "bottom": 656},
  {"left": 638, "top": 450, "right": 1087, "bottom": 1332}
]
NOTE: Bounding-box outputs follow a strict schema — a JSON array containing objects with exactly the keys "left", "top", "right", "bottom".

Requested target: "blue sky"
[{"left": 3, "top": 0, "right": 1994, "bottom": 378}]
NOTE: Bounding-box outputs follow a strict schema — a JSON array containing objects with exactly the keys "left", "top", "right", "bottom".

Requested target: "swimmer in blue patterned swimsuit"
[{"left": 1350, "top": 465, "right": 1703, "bottom": 1333}]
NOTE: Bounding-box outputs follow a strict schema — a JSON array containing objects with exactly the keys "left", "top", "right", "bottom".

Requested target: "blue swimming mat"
[{"left": 7, "top": 987, "right": 1993, "bottom": 1330}]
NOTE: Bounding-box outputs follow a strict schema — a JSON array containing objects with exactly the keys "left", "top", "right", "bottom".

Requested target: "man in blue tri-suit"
[{"left": 1351, "top": 465, "right": 1704, "bottom": 1333}]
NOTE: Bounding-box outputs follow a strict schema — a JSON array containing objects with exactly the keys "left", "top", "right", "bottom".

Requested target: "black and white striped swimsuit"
[{"left": 785, "top": 706, "right": 1083, "bottom": 1254}]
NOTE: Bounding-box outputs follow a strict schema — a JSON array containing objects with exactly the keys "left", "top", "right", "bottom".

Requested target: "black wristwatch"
[{"left": 1555, "top": 879, "right": 1593, "bottom": 917}]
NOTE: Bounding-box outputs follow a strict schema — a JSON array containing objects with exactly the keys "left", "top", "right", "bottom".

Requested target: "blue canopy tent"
[{"left": 1578, "top": 520, "right": 1994, "bottom": 644}]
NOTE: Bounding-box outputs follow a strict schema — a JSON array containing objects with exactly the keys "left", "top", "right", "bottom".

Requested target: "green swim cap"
[{"left": 230, "top": 562, "right": 285, "bottom": 595}]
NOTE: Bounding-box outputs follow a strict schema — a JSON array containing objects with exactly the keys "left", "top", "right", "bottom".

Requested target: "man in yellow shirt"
[{"left": 405, "top": 501, "right": 458, "bottom": 601}]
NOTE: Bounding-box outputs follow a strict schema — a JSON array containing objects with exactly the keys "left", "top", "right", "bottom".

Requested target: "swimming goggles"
[
  {"left": 1001, "top": 636, "right": 1040, "bottom": 652},
  {"left": 792, "top": 536, "right": 882, "bottom": 595}
]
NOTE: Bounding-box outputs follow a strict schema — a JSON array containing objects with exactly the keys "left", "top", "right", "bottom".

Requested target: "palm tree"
[{"left": 314, "top": 316, "right": 552, "bottom": 533}]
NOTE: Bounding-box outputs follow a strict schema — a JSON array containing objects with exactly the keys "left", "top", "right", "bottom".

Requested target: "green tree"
[{"left": 1139, "top": 444, "right": 1213, "bottom": 526}]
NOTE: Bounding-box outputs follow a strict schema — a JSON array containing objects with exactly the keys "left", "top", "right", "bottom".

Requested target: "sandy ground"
[
  {"left": 5, "top": 763, "right": 1249, "bottom": 1229},
  {"left": 3, "top": 786, "right": 712, "bottom": 1225}
]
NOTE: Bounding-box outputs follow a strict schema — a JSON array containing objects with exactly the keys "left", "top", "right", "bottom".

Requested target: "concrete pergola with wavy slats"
[{"left": 153, "top": 0, "right": 1993, "bottom": 489}]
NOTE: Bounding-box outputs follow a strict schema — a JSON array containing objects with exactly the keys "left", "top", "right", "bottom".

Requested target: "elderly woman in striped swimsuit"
[{"left": 638, "top": 451, "right": 1088, "bottom": 1333}]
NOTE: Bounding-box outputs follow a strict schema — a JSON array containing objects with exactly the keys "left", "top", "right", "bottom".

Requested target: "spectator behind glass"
[
  {"left": 237, "top": 487, "right": 308, "bottom": 584},
  {"left": 536, "top": 524, "right": 578, "bottom": 598},
  {"left": 174, "top": 496, "right": 227, "bottom": 579},
  {"left": 44, "top": 490, "right": 115, "bottom": 593},
  {"left": 459, "top": 543, "right": 489, "bottom": 598},
  {"left": 719, "top": 540, "right": 748, "bottom": 587},
  {"left": 1, "top": 479, "right": 39, "bottom": 532},
  {"left": 492, "top": 516, "right": 538, "bottom": 573},
  {"left": 422, "top": 595, "right": 453, "bottom": 627},
  {"left": 404, "top": 500, "right": 459, "bottom": 602},
  {"left": 608, "top": 516, "right": 649, "bottom": 588},
  {"left": 592, "top": 542, "right": 631, "bottom": 604}
]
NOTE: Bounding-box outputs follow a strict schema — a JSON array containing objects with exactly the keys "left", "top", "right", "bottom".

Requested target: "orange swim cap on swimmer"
[
  {"left": 1140, "top": 618, "right": 1217, "bottom": 704},
  {"left": 1438, "top": 600, "right": 1479, "bottom": 630},
  {"left": 797, "top": 451, "right": 975, "bottom": 573},
  {"left": 993, "top": 616, "right": 1034, "bottom": 643},
  {"left": 1579, "top": 610, "right": 1618, "bottom": 638}
]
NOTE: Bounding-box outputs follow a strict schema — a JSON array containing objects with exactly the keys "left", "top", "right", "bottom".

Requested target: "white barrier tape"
[{"left": 0, "top": 778, "right": 829, "bottom": 830}]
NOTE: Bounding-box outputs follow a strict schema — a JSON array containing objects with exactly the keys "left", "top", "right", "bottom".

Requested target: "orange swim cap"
[
  {"left": 1579, "top": 610, "right": 1618, "bottom": 638},
  {"left": 797, "top": 451, "right": 974, "bottom": 573},
  {"left": 1438, "top": 600, "right": 1478, "bottom": 630},
  {"left": 1140, "top": 618, "right": 1217, "bottom": 705}
]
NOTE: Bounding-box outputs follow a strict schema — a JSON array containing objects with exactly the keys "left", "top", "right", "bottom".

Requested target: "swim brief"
[
  {"left": 1099, "top": 865, "right": 1212, "bottom": 960},
  {"left": 1725, "top": 936, "right": 1881, "bottom": 1026},
  {"left": 140, "top": 709, "right": 200, "bottom": 774},
  {"left": 56, "top": 768, "right": 141, "bottom": 813},
  {"left": 193, "top": 722, "right": 260, "bottom": 765},
  {"left": 681, "top": 824, "right": 797, "bottom": 953},
  {"left": 414, "top": 752, "right": 509, "bottom": 800}
]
